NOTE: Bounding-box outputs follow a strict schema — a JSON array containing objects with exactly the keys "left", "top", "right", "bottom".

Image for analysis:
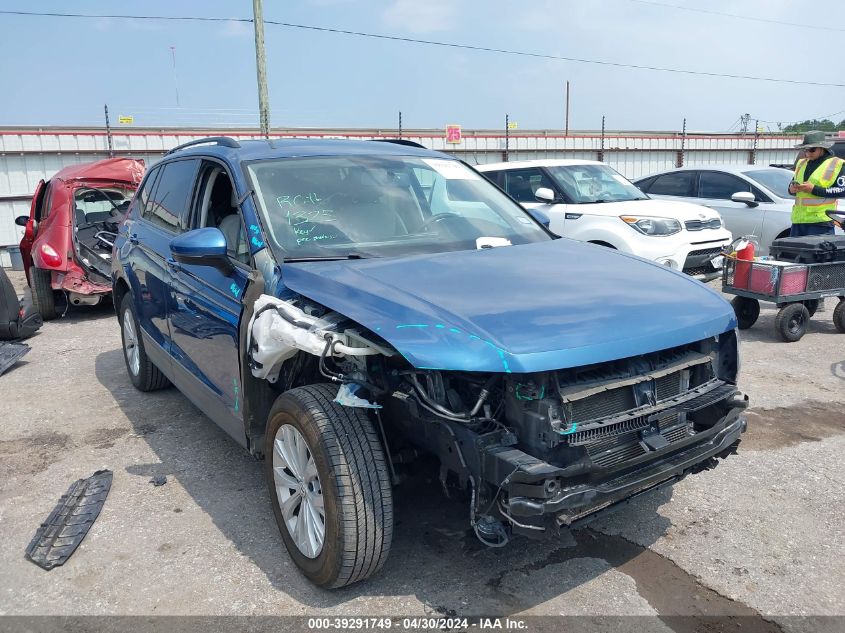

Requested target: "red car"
[{"left": 15, "top": 158, "right": 145, "bottom": 319}]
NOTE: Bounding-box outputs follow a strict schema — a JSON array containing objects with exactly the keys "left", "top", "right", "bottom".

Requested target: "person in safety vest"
[{"left": 788, "top": 130, "right": 845, "bottom": 237}]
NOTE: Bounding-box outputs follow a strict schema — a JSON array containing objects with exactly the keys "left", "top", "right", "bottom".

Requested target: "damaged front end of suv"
[{"left": 246, "top": 240, "right": 747, "bottom": 549}]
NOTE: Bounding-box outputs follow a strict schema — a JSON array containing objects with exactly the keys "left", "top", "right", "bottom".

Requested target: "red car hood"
[{"left": 54, "top": 158, "right": 145, "bottom": 185}]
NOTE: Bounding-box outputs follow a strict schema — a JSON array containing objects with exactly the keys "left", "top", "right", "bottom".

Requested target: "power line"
[
  {"left": 3, "top": 9, "right": 845, "bottom": 88},
  {"left": 0, "top": 10, "right": 238, "bottom": 22},
  {"left": 754, "top": 109, "right": 845, "bottom": 125},
  {"left": 623, "top": 0, "right": 845, "bottom": 33},
  {"left": 261, "top": 20, "right": 845, "bottom": 88}
]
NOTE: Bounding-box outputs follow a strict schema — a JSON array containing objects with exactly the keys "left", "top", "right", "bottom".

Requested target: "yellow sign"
[
  {"left": 445, "top": 124, "right": 462, "bottom": 144},
  {"left": 507, "top": 122, "right": 518, "bottom": 130},
  {"left": 118, "top": 115, "right": 134, "bottom": 125}
]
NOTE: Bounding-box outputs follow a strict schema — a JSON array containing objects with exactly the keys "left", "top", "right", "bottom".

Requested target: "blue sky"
[{"left": 0, "top": 0, "right": 841, "bottom": 132}]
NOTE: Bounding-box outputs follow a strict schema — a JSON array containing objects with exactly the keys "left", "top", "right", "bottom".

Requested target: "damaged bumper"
[
  {"left": 489, "top": 401, "right": 747, "bottom": 535},
  {"left": 55, "top": 264, "right": 111, "bottom": 297}
]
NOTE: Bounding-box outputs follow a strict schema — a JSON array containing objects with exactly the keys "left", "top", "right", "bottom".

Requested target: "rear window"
[{"left": 142, "top": 159, "right": 199, "bottom": 233}]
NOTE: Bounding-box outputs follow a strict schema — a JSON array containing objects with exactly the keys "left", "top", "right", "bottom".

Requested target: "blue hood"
[{"left": 282, "top": 240, "right": 736, "bottom": 373}]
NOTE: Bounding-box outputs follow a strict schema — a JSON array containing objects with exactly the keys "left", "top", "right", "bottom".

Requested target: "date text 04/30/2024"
[{"left": 306, "top": 617, "right": 528, "bottom": 630}]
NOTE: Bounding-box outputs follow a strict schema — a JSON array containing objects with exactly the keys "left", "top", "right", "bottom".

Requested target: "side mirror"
[
  {"left": 731, "top": 191, "right": 758, "bottom": 207},
  {"left": 15, "top": 216, "right": 30, "bottom": 227},
  {"left": 170, "top": 227, "right": 231, "bottom": 271},
  {"left": 526, "top": 208, "right": 551, "bottom": 228},
  {"left": 534, "top": 187, "right": 557, "bottom": 203}
]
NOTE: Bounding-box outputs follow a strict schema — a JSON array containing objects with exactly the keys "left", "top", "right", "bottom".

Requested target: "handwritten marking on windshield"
[{"left": 276, "top": 193, "right": 339, "bottom": 245}]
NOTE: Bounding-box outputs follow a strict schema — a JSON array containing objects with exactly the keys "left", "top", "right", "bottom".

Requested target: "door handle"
[{"left": 166, "top": 258, "right": 182, "bottom": 273}]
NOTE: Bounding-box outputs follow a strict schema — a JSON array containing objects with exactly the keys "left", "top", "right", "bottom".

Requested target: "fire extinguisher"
[{"left": 733, "top": 239, "right": 755, "bottom": 289}]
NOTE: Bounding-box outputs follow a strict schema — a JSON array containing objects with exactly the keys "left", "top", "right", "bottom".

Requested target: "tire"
[
  {"left": 731, "top": 296, "right": 760, "bottom": 330},
  {"left": 118, "top": 293, "right": 170, "bottom": 391},
  {"left": 28, "top": 266, "right": 57, "bottom": 321},
  {"left": 265, "top": 384, "right": 393, "bottom": 588},
  {"left": 833, "top": 299, "right": 845, "bottom": 334},
  {"left": 774, "top": 303, "right": 810, "bottom": 342}
]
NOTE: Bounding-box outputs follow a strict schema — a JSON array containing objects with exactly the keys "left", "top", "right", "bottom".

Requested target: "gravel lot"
[{"left": 1, "top": 270, "right": 843, "bottom": 631}]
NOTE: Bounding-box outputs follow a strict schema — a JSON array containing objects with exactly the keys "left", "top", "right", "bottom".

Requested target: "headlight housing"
[{"left": 620, "top": 215, "right": 682, "bottom": 236}]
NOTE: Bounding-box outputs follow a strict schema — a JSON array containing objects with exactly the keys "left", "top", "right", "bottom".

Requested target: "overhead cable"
[
  {"left": 2, "top": 9, "right": 844, "bottom": 88},
  {"left": 623, "top": 0, "right": 845, "bottom": 33}
]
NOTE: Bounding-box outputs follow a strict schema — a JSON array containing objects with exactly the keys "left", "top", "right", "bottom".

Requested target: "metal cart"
[{"left": 722, "top": 256, "right": 845, "bottom": 341}]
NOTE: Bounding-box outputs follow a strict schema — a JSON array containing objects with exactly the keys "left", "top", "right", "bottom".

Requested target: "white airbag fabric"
[{"left": 248, "top": 295, "right": 339, "bottom": 381}]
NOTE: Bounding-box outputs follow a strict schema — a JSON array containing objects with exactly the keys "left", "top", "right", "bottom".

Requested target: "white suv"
[{"left": 478, "top": 159, "right": 732, "bottom": 280}]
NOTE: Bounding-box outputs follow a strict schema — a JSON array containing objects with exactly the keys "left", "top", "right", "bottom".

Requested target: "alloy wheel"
[
  {"left": 122, "top": 311, "right": 140, "bottom": 376},
  {"left": 272, "top": 424, "right": 325, "bottom": 558}
]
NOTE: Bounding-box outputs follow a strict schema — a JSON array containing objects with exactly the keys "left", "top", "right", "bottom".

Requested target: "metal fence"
[{"left": 0, "top": 126, "right": 802, "bottom": 264}]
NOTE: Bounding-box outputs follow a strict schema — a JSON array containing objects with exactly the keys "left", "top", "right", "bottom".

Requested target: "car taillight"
[{"left": 40, "top": 243, "right": 62, "bottom": 267}]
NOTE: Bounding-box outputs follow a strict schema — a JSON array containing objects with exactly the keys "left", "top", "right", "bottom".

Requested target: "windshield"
[
  {"left": 73, "top": 187, "right": 134, "bottom": 219},
  {"left": 743, "top": 169, "right": 794, "bottom": 199},
  {"left": 546, "top": 164, "right": 648, "bottom": 203},
  {"left": 246, "top": 155, "right": 550, "bottom": 259}
]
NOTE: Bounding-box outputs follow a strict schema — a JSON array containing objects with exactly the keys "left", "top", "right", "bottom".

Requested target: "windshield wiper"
[
  {"left": 582, "top": 197, "right": 647, "bottom": 204},
  {"left": 283, "top": 253, "right": 372, "bottom": 263}
]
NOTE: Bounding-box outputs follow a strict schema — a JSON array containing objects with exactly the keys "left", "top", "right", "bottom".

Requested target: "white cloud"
[
  {"left": 381, "top": 0, "right": 457, "bottom": 33},
  {"left": 219, "top": 19, "right": 252, "bottom": 38}
]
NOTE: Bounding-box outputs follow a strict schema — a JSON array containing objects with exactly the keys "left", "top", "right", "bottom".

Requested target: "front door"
[
  {"left": 20, "top": 180, "right": 47, "bottom": 277},
  {"left": 696, "top": 171, "right": 764, "bottom": 241},
  {"left": 500, "top": 168, "right": 567, "bottom": 234},
  {"left": 167, "top": 162, "right": 249, "bottom": 446}
]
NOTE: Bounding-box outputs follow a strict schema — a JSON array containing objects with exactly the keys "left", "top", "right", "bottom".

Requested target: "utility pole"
[
  {"left": 253, "top": 0, "right": 271, "bottom": 138},
  {"left": 398, "top": 111, "right": 402, "bottom": 139},
  {"left": 598, "top": 115, "right": 605, "bottom": 162},
  {"left": 505, "top": 114, "right": 510, "bottom": 162},
  {"left": 751, "top": 119, "right": 760, "bottom": 164},
  {"left": 564, "top": 80, "right": 570, "bottom": 136},
  {"left": 104, "top": 104, "right": 114, "bottom": 158},
  {"left": 169, "top": 46, "right": 180, "bottom": 107}
]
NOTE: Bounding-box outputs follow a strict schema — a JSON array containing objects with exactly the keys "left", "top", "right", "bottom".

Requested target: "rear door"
[
  {"left": 126, "top": 159, "right": 199, "bottom": 367},
  {"left": 167, "top": 160, "right": 250, "bottom": 446}
]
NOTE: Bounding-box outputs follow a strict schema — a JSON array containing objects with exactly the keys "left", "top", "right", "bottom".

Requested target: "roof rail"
[
  {"left": 166, "top": 136, "right": 241, "bottom": 155},
  {"left": 370, "top": 139, "right": 427, "bottom": 149}
]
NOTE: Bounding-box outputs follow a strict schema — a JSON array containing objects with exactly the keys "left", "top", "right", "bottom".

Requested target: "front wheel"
[
  {"left": 731, "top": 296, "right": 760, "bottom": 330},
  {"left": 265, "top": 384, "right": 393, "bottom": 588},
  {"left": 775, "top": 303, "right": 810, "bottom": 342}
]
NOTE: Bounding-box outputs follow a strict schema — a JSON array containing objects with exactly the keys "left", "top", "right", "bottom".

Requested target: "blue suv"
[{"left": 112, "top": 137, "right": 748, "bottom": 588}]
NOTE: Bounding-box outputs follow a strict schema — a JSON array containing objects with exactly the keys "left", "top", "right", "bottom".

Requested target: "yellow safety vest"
[{"left": 792, "top": 156, "right": 844, "bottom": 224}]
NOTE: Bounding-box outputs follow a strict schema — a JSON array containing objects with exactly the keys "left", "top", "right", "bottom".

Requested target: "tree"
[{"left": 782, "top": 118, "right": 842, "bottom": 133}]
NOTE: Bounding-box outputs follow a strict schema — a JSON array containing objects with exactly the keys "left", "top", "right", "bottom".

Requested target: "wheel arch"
[
  {"left": 112, "top": 277, "right": 130, "bottom": 319},
  {"left": 587, "top": 240, "right": 618, "bottom": 249}
]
